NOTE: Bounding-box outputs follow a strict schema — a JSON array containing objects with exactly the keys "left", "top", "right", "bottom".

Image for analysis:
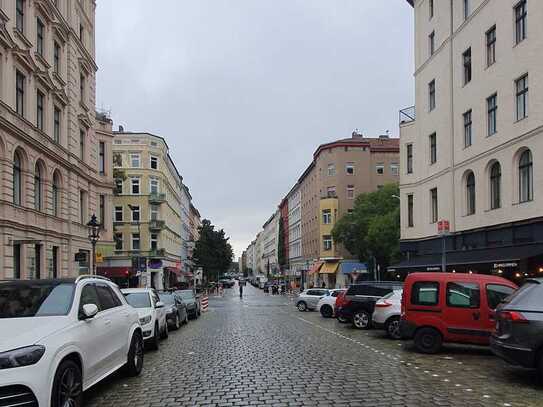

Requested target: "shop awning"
[
  {"left": 340, "top": 261, "right": 369, "bottom": 275},
  {"left": 320, "top": 262, "right": 340, "bottom": 274},
  {"left": 164, "top": 267, "right": 182, "bottom": 276},
  {"left": 308, "top": 262, "right": 323, "bottom": 275},
  {"left": 388, "top": 244, "right": 543, "bottom": 272},
  {"left": 97, "top": 267, "right": 131, "bottom": 278}
]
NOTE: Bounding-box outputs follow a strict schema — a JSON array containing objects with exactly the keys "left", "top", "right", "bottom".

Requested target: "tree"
[
  {"left": 332, "top": 183, "right": 400, "bottom": 271},
  {"left": 277, "top": 216, "right": 287, "bottom": 268},
  {"left": 192, "top": 219, "right": 233, "bottom": 282}
]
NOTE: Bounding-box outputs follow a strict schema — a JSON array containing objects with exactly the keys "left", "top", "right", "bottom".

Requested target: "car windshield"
[
  {"left": 159, "top": 294, "right": 175, "bottom": 305},
  {"left": 124, "top": 292, "right": 151, "bottom": 308},
  {"left": 178, "top": 291, "right": 195, "bottom": 300},
  {"left": 0, "top": 282, "right": 75, "bottom": 318}
]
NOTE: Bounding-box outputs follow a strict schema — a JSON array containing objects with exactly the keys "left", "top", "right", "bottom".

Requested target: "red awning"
[
  {"left": 308, "top": 262, "right": 323, "bottom": 275},
  {"left": 98, "top": 267, "right": 131, "bottom": 278},
  {"left": 164, "top": 267, "right": 182, "bottom": 276}
]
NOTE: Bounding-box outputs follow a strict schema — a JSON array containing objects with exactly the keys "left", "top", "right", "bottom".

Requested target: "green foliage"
[
  {"left": 192, "top": 219, "right": 233, "bottom": 281},
  {"left": 332, "top": 183, "right": 400, "bottom": 268}
]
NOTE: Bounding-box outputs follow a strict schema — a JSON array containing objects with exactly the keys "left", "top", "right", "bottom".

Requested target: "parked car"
[
  {"left": 336, "top": 281, "right": 403, "bottom": 329},
  {"left": 158, "top": 292, "right": 188, "bottom": 330},
  {"left": 219, "top": 279, "right": 235, "bottom": 288},
  {"left": 372, "top": 290, "right": 403, "bottom": 339},
  {"left": 491, "top": 278, "right": 543, "bottom": 377},
  {"left": 175, "top": 290, "right": 201, "bottom": 319},
  {"left": 296, "top": 289, "right": 329, "bottom": 312},
  {"left": 317, "top": 289, "right": 347, "bottom": 318},
  {"left": 334, "top": 290, "right": 350, "bottom": 323},
  {"left": 122, "top": 288, "right": 168, "bottom": 350},
  {"left": 0, "top": 276, "right": 143, "bottom": 407},
  {"left": 400, "top": 272, "right": 517, "bottom": 354}
]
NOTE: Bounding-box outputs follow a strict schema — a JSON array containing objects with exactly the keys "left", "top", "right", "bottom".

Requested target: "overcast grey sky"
[{"left": 96, "top": 1, "right": 414, "bottom": 259}]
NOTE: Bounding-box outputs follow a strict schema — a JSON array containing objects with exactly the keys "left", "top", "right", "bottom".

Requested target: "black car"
[
  {"left": 158, "top": 292, "right": 188, "bottom": 330},
  {"left": 336, "top": 281, "right": 403, "bottom": 329},
  {"left": 491, "top": 278, "right": 543, "bottom": 377},
  {"left": 175, "top": 290, "right": 201, "bottom": 319}
]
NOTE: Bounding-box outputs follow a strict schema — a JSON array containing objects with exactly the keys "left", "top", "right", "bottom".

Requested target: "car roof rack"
[{"left": 75, "top": 275, "right": 112, "bottom": 283}]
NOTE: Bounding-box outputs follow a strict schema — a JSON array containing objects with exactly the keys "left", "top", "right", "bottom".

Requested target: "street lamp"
[{"left": 87, "top": 214, "right": 101, "bottom": 275}]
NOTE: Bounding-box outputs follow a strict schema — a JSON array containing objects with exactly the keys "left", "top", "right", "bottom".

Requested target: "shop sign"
[
  {"left": 493, "top": 262, "right": 518, "bottom": 269},
  {"left": 427, "top": 266, "right": 442, "bottom": 271},
  {"left": 148, "top": 259, "right": 163, "bottom": 270}
]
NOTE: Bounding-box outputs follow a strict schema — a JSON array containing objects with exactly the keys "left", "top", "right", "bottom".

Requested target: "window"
[
  {"left": 411, "top": 282, "right": 439, "bottom": 306},
  {"left": 132, "top": 233, "right": 140, "bottom": 251},
  {"left": 407, "top": 194, "right": 414, "bottom": 227},
  {"left": 79, "top": 190, "right": 87, "bottom": 224},
  {"left": 150, "top": 205, "right": 159, "bottom": 221},
  {"left": 150, "top": 156, "right": 158, "bottom": 170},
  {"left": 150, "top": 178, "right": 159, "bottom": 194},
  {"left": 486, "top": 284, "right": 515, "bottom": 309},
  {"left": 345, "top": 163, "right": 354, "bottom": 175},
  {"left": 516, "top": 74, "right": 528, "bottom": 121},
  {"left": 99, "top": 195, "right": 105, "bottom": 227},
  {"left": 486, "top": 26, "right": 496, "bottom": 67},
  {"left": 53, "top": 107, "right": 61, "bottom": 143},
  {"left": 131, "top": 205, "right": 140, "bottom": 222},
  {"left": 52, "top": 172, "right": 60, "bottom": 217},
  {"left": 487, "top": 94, "right": 497, "bottom": 136},
  {"left": 13, "top": 152, "right": 22, "bottom": 206},
  {"left": 79, "top": 24, "right": 84, "bottom": 42},
  {"left": 131, "top": 178, "right": 140, "bottom": 195},
  {"left": 79, "top": 129, "right": 85, "bottom": 160},
  {"left": 54, "top": 42, "right": 60, "bottom": 74},
  {"left": 80, "top": 73, "right": 85, "bottom": 103},
  {"left": 515, "top": 0, "right": 527, "bottom": 44},
  {"left": 447, "top": 282, "right": 480, "bottom": 308},
  {"left": 115, "top": 206, "right": 123, "bottom": 222},
  {"left": 322, "top": 209, "right": 332, "bottom": 224},
  {"left": 376, "top": 163, "right": 384, "bottom": 175},
  {"left": 326, "top": 186, "right": 336, "bottom": 198},
  {"left": 429, "top": 133, "right": 437, "bottom": 164},
  {"left": 16, "top": 71, "right": 25, "bottom": 116},
  {"left": 130, "top": 154, "right": 141, "bottom": 168},
  {"left": 99, "top": 142, "right": 105, "bottom": 175},
  {"left": 79, "top": 284, "right": 100, "bottom": 314},
  {"left": 34, "top": 164, "right": 42, "bottom": 211},
  {"left": 463, "top": 110, "right": 472, "bottom": 147},
  {"left": 115, "top": 179, "right": 123, "bottom": 194},
  {"left": 430, "top": 188, "right": 438, "bottom": 223},
  {"left": 490, "top": 162, "right": 501, "bottom": 210},
  {"left": 16, "top": 0, "right": 24, "bottom": 33},
  {"left": 36, "top": 91, "right": 44, "bottom": 131},
  {"left": 390, "top": 163, "right": 399, "bottom": 176},
  {"left": 429, "top": 0, "right": 434, "bottom": 18},
  {"left": 519, "top": 149, "right": 533, "bottom": 203},
  {"left": 347, "top": 185, "right": 355, "bottom": 199},
  {"left": 150, "top": 233, "right": 158, "bottom": 251},
  {"left": 95, "top": 284, "right": 122, "bottom": 310},
  {"left": 466, "top": 171, "right": 476, "bottom": 215},
  {"left": 36, "top": 19, "right": 44, "bottom": 56},
  {"left": 463, "top": 0, "right": 470, "bottom": 20},
  {"left": 13, "top": 244, "right": 21, "bottom": 279},
  {"left": 115, "top": 233, "right": 123, "bottom": 251},
  {"left": 406, "top": 144, "right": 413, "bottom": 174},
  {"left": 463, "top": 48, "right": 471, "bottom": 85},
  {"left": 323, "top": 235, "right": 332, "bottom": 251},
  {"left": 327, "top": 164, "right": 335, "bottom": 176},
  {"left": 428, "top": 80, "right": 436, "bottom": 111},
  {"left": 429, "top": 31, "right": 435, "bottom": 56}
]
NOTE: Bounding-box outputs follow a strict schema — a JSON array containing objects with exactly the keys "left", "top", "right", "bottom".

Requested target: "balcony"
[
  {"left": 399, "top": 106, "right": 416, "bottom": 125},
  {"left": 149, "top": 193, "right": 166, "bottom": 204},
  {"left": 149, "top": 220, "right": 166, "bottom": 230}
]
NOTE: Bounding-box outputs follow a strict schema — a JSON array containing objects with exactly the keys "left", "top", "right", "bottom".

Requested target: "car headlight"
[
  {"left": 139, "top": 315, "right": 152, "bottom": 325},
  {"left": 0, "top": 345, "right": 46, "bottom": 370}
]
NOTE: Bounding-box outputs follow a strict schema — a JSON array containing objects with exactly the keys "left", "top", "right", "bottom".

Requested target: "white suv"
[
  {"left": 296, "top": 289, "right": 329, "bottom": 312},
  {"left": 122, "top": 288, "right": 168, "bottom": 350},
  {"left": 317, "top": 289, "right": 346, "bottom": 318},
  {"left": 0, "top": 276, "right": 143, "bottom": 407}
]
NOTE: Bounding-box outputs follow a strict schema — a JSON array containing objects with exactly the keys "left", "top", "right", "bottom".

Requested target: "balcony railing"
[
  {"left": 149, "top": 193, "right": 166, "bottom": 204},
  {"left": 399, "top": 106, "right": 416, "bottom": 125},
  {"left": 149, "top": 220, "right": 166, "bottom": 230}
]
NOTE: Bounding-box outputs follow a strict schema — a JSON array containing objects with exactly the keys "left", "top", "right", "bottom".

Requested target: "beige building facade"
[
  {"left": 396, "top": 0, "right": 543, "bottom": 279},
  {"left": 0, "top": 0, "right": 115, "bottom": 279}
]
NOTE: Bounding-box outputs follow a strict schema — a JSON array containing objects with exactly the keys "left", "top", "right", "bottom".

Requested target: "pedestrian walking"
[{"left": 239, "top": 282, "right": 243, "bottom": 299}]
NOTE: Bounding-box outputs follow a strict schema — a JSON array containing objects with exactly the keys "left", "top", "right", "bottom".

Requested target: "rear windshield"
[
  {"left": 347, "top": 284, "right": 399, "bottom": 297},
  {"left": 502, "top": 281, "right": 541, "bottom": 310},
  {"left": 159, "top": 294, "right": 175, "bottom": 305},
  {"left": 0, "top": 282, "right": 75, "bottom": 318},
  {"left": 124, "top": 292, "right": 151, "bottom": 308},
  {"left": 178, "top": 291, "right": 195, "bottom": 300}
]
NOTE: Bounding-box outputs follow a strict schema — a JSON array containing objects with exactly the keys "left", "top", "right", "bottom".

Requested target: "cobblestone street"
[{"left": 85, "top": 284, "right": 541, "bottom": 407}]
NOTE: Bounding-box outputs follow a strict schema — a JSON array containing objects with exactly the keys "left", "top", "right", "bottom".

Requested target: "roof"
[
  {"left": 313, "top": 137, "right": 399, "bottom": 160},
  {"left": 406, "top": 272, "right": 515, "bottom": 284}
]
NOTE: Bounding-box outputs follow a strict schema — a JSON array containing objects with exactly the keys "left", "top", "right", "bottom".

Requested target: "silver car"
[{"left": 296, "top": 289, "right": 329, "bottom": 312}]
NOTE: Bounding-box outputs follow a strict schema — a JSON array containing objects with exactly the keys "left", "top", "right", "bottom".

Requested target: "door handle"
[{"left": 472, "top": 312, "right": 481, "bottom": 321}]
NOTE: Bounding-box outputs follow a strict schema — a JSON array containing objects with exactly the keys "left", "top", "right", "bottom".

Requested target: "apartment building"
[
  {"left": 287, "top": 183, "right": 304, "bottom": 277},
  {"left": 395, "top": 0, "right": 543, "bottom": 280},
  {"left": 0, "top": 0, "right": 115, "bottom": 279},
  {"left": 262, "top": 211, "right": 279, "bottom": 276},
  {"left": 180, "top": 185, "right": 192, "bottom": 279},
  {"left": 99, "top": 132, "right": 184, "bottom": 289}
]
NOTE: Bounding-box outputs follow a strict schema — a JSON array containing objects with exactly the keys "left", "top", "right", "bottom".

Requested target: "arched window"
[
  {"left": 519, "top": 150, "right": 533, "bottom": 203},
  {"left": 13, "top": 152, "right": 22, "bottom": 205},
  {"left": 53, "top": 171, "right": 61, "bottom": 217},
  {"left": 466, "top": 171, "right": 476, "bottom": 215},
  {"left": 490, "top": 162, "right": 501, "bottom": 210},
  {"left": 34, "top": 163, "right": 43, "bottom": 211}
]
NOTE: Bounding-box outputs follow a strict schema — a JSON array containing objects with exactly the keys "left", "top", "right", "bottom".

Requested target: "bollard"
[{"left": 201, "top": 295, "right": 209, "bottom": 312}]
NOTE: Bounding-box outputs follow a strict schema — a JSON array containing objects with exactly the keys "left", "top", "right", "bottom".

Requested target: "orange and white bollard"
[{"left": 201, "top": 295, "right": 209, "bottom": 312}]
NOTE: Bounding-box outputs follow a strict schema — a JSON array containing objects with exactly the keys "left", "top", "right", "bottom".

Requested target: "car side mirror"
[
  {"left": 81, "top": 303, "right": 99, "bottom": 320},
  {"left": 156, "top": 301, "right": 165, "bottom": 309}
]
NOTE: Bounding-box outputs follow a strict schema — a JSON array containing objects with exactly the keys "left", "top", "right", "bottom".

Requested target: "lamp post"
[{"left": 87, "top": 214, "right": 101, "bottom": 275}]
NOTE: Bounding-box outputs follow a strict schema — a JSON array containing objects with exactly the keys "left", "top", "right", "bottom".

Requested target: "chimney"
[
  {"left": 118, "top": 125, "right": 124, "bottom": 132},
  {"left": 352, "top": 129, "right": 363, "bottom": 138},
  {"left": 379, "top": 130, "right": 390, "bottom": 139}
]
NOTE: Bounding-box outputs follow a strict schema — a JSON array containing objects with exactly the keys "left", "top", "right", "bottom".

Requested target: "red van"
[{"left": 400, "top": 272, "right": 517, "bottom": 353}]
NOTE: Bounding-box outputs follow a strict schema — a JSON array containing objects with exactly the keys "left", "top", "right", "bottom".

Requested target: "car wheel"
[
  {"left": 161, "top": 322, "right": 169, "bottom": 339},
  {"left": 297, "top": 301, "right": 307, "bottom": 312},
  {"left": 320, "top": 305, "right": 333, "bottom": 318},
  {"left": 148, "top": 323, "right": 160, "bottom": 351},
  {"left": 352, "top": 311, "right": 371, "bottom": 330},
  {"left": 184, "top": 312, "right": 189, "bottom": 324},
  {"left": 385, "top": 316, "right": 402, "bottom": 340},
  {"left": 173, "top": 314, "right": 180, "bottom": 330},
  {"left": 414, "top": 327, "right": 442, "bottom": 354},
  {"left": 51, "top": 359, "right": 83, "bottom": 407},
  {"left": 124, "top": 331, "right": 144, "bottom": 377}
]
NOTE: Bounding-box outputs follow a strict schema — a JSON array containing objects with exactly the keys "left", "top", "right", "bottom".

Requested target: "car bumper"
[
  {"left": 372, "top": 321, "right": 385, "bottom": 330},
  {"left": 399, "top": 319, "right": 417, "bottom": 339},
  {"left": 490, "top": 337, "right": 536, "bottom": 368},
  {"left": 0, "top": 362, "right": 49, "bottom": 407}
]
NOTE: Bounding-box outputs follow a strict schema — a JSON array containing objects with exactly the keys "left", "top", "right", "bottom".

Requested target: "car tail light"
[
  {"left": 499, "top": 311, "right": 529, "bottom": 324},
  {"left": 375, "top": 300, "right": 393, "bottom": 308}
]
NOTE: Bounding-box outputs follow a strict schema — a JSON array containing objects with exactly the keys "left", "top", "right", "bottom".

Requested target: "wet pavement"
[{"left": 85, "top": 283, "right": 541, "bottom": 406}]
